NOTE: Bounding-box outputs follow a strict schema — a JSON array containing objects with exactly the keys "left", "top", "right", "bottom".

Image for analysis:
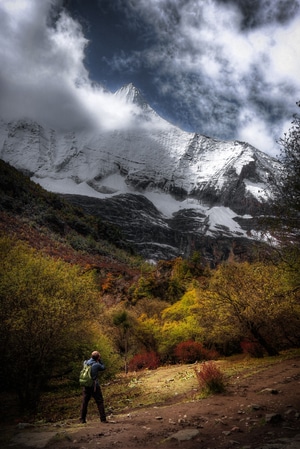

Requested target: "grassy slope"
[
  {"left": 0, "top": 159, "right": 144, "bottom": 303},
  {"left": 0, "top": 159, "right": 140, "bottom": 264}
]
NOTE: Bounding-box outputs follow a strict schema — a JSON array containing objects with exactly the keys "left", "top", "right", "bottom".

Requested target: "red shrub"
[
  {"left": 240, "top": 340, "right": 264, "bottom": 358},
  {"left": 174, "top": 340, "right": 218, "bottom": 364},
  {"left": 128, "top": 351, "right": 160, "bottom": 371},
  {"left": 195, "top": 361, "right": 226, "bottom": 393}
]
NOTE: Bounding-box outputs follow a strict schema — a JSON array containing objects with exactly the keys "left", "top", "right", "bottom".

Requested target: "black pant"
[{"left": 80, "top": 383, "right": 106, "bottom": 422}]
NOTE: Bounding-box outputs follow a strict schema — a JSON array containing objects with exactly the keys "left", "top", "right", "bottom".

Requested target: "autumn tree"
[
  {"left": 158, "top": 289, "right": 204, "bottom": 360},
  {"left": 191, "top": 289, "right": 241, "bottom": 355},
  {"left": 0, "top": 236, "right": 102, "bottom": 411},
  {"left": 200, "top": 262, "right": 300, "bottom": 355},
  {"left": 132, "top": 298, "right": 168, "bottom": 353},
  {"left": 134, "top": 315, "right": 161, "bottom": 353}
]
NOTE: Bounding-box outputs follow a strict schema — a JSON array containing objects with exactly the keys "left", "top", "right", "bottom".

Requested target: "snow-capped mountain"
[{"left": 0, "top": 84, "right": 281, "bottom": 262}]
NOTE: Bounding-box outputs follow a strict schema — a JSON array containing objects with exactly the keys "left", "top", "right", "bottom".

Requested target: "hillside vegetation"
[
  {"left": 0, "top": 158, "right": 299, "bottom": 418},
  {"left": 0, "top": 159, "right": 140, "bottom": 264}
]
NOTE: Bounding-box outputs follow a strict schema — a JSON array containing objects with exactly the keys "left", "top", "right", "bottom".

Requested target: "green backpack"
[{"left": 79, "top": 363, "right": 94, "bottom": 387}]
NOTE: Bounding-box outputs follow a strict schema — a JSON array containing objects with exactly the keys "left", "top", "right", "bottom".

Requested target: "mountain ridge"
[{"left": 0, "top": 83, "right": 281, "bottom": 262}]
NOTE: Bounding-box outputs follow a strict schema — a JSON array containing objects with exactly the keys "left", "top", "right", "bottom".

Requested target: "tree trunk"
[{"left": 248, "top": 323, "right": 279, "bottom": 356}]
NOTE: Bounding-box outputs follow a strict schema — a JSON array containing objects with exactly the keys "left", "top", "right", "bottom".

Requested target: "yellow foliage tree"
[
  {"left": 0, "top": 236, "right": 102, "bottom": 410},
  {"left": 158, "top": 289, "right": 205, "bottom": 359},
  {"left": 198, "top": 261, "right": 300, "bottom": 355},
  {"left": 191, "top": 289, "right": 241, "bottom": 355}
]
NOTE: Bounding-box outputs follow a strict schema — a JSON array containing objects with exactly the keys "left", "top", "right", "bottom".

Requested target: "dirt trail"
[{"left": 2, "top": 357, "right": 300, "bottom": 449}]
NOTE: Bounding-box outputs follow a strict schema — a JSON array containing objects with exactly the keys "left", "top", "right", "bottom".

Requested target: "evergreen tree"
[
  {"left": 265, "top": 102, "right": 300, "bottom": 294},
  {"left": 270, "top": 102, "right": 300, "bottom": 244}
]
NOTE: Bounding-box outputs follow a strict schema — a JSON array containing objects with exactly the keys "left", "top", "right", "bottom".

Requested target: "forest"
[{"left": 0, "top": 104, "right": 299, "bottom": 417}]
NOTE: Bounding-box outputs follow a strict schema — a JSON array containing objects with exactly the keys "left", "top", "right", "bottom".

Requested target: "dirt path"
[{"left": 2, "top": 357, "right": 300, "bottom": 449}]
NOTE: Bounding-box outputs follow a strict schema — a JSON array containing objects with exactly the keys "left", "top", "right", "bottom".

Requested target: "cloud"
[
  {"left": 0, "top": 0, "right": 139, "bottom": 131},
  {"left": 237, "top": 107, "right": 280, "bottom": 155},
  {"left": 110, "top": 0, "right": 300, "bottom": 155},
  {"left": 1, "top": 0, "right": 300, "bottom": 157}
]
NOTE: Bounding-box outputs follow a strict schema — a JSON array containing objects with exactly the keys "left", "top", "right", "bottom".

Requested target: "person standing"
[{"left": 80, "top": 350, "right": 107, "bottom": 423}]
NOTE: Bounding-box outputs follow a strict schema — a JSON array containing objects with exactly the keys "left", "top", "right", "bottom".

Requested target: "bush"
[
  {"left": 195, "top": 361, "right": 226, "bottom": 393},
  {"left": 240, "top": 340, "right": 264, "bottom": 358},
  {"left": 128, "top": 351, "right": 160, "bottom": 371},
  {"left": 174, "top": 340, "right": 218, "bottom": 364}
]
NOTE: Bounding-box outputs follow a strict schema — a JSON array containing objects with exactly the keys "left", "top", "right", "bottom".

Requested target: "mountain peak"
[
  {"left": 114, "top": 83, "right": 149, "bottom": 110},
  {"left": 0, "top": 86, "right": 282, "bottom": 262}
]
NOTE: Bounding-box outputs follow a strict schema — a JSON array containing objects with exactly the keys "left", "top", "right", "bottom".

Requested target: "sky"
[{"left": 1, "top": 0, "right": 300, "bottom": 158}]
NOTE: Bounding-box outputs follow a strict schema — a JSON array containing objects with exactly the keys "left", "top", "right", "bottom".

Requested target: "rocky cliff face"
[
  {"left": 0, "top": 84, "right": 281, "bottom": 263},
  {"left": 61, "top": 191, "right": 269, "bottom": 265}
]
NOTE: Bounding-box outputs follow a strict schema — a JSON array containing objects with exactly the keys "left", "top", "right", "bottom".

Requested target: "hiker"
[{"left": 80, "top": 350, "right": 107, "bottom": 423}]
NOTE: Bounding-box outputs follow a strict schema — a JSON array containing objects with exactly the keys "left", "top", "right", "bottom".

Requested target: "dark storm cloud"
[
  {"left": 218, "top": 0, "right": 300, "bottom": 28},
  {"left": 0, "top": 0, "right": 141, "bottom": 131},
  {"left": 102, "top": 0, "right": 300, "bottom": 154}
]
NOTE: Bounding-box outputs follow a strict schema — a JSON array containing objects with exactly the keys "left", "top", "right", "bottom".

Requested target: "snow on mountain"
[{"left": 0, "top": 83, "right": 282, "bottom": 261}]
